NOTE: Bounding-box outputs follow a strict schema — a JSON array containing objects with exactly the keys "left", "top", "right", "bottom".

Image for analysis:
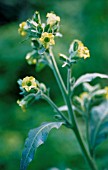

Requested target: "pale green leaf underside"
[
  {"left": 20, "top": 122, "right": 63, "bottom": 170},
  {"left": 73, "top": 73, "right": 108, "bottom": 89},
  {"left": 89, "top": 100, "right": 108, "bottom": 150}
]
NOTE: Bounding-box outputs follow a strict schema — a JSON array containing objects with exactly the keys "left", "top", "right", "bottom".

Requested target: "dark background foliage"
[{"left": 0, "top": 0, "right": 108, "bottom": 170}]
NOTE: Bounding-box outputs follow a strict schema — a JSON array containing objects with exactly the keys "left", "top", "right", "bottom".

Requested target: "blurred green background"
[{"left": 0, "top": 0, "right": 108, "bottom": 170}]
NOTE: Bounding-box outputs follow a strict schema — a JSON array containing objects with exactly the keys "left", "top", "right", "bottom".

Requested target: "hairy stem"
[
  {"left": 49, "top": 49, "right": 98, "bottom": 170},
  {"left": 41, "top": 93, "right": 71, "bottom": 128},
  {"left": 50, "top": 49, "right": 73, "bottom": 123},
  {"left": 67, "top": 68, "right": 71, "bottom": 94}
]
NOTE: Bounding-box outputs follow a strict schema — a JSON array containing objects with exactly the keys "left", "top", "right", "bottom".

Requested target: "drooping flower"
[
  {"left": 39, "top": 32, "right": 55, "bottom": 49},
  {"left": 17, "top": 99, "right": 26, "bottom": 112},
  {"left": 22, "top": 76, "right": 37, "bottom": 92},
  {"left": 69, "top": 40, "right": 90, "bottom": 59},
  {"left": 18, "top": 22, "right": 28, "bottom": 36},
  {"left": 46, "top": 13, "right": 60, "bottom": 26}
]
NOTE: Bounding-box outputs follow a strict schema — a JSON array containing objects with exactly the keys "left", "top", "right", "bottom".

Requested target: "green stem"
[
  {"left": 49, "top": 48, "right": 68, "bottom": 97},
  {"left": 67, "top": 68, "right": 71, "bottom": 94},
  {"left": 41, "top": 93, "right": 71, "bottom": 128},
  {"left": 49, "top": 49, "right": 98, "bottom": 170},
  {"left": 50, "top": 49, "right": 73, "bottom": 123}
]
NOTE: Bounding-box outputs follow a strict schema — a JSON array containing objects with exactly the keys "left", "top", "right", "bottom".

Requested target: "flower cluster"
[
  {"left": 18, "top": 11, "right": 60, "bottom": 49},
  {"left": 69, "top": 39, "right": 90, "bottom": 59},
  {"left": 73, "top": 83, "right": 108, "bottom": 112},
  {"left": 59, "top": 40, "right": 90, "bottom": 68},
  {"left": 17, "top": 76, "right": 47, "bottom": 111},
  {"left": 18, "top": 11, "right": 61, "bottom": 67}
]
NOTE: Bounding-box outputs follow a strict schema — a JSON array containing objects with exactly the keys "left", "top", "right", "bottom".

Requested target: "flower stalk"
[{"left": 49, "top": 48, "right": 98, "bottom": 170}]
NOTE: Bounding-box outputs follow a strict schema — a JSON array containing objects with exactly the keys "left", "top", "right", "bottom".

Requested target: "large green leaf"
[
  {"left": 73, "top": 73, "right": 108, "bottom": 89},
  {"left": 20, "top": 122, "right": 63, "bottom": 170},
  {"left": 89, "top": 100, "right": 108, "bottom": 151}
]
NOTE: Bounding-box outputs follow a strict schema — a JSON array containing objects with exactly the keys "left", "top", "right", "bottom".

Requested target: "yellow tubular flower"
[
  {"left": 70, "top": 40, "right": 90, "bottom": 59},
  {"left": 77, "top": 40, "right": 90, "bottom": 59},
  {"left": 22, "top": 76, "right": 37, "bottom": 92},
  {"left": 39, "top": 32, "right": 55, "bottom": 49},
  {"left": 18, "top": 22, "right": 27, "bottom": 36},
  {"left": 104, "top": 86, "right": 108, "bottom": 99},
  {"left": 46, "top": 13, "right": 60, "bottom": 26},
  {"left": 17, "top": 100, "right": 26, "bottom": 112}
]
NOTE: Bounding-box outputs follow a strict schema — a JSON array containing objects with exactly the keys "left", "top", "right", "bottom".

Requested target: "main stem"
[
  {"left": 49, "top": 49, "right": 73, "bottom": 124},
  {"left": 50, "top": 49, "right": 98, "bottom": 170}
]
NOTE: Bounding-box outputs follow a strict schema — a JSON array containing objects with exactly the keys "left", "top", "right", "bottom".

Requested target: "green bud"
[
  {"left": 33, "top": 11, "right": 41, "bottom": 24},
  {"left": 39, "top": 83, "right": 46, "bottom": 93}
]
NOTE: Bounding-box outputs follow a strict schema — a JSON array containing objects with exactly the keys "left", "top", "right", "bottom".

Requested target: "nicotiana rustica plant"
[{"left": 17, "top": 11, "right": 108, "bottom": 170}]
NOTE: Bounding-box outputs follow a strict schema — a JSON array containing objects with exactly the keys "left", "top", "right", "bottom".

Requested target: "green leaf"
[
  {"left": 20, "top": 122, "right": 63, "bottom": 170},
  {"left": 44, "top": 24, "right": 50, "bottom": 32},
  {"left": 73, "top": 73, "right": 108, "bottom": 89},
  {"left": 89, "top": 100, "right": 108, "bottom": 151},
  {"left": 32, "top": 11, "right": 41, "bottom": 24},
  {"left": 59, "top": 53, "right": 68, "bottom": 61},
  {"left": 36, "top": 62, "right": 46, "bottom": 72}
]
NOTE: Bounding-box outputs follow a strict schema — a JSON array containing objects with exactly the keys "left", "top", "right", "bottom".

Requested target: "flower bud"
[
  {"left": 26, "top": 51, "right": 37, "bottom": 65},
  {"left": 18, "top": 22, "right": 27, "bottom": 36},
  {"left": 17, "top": 99, "right": 26, "bottom": 112},
  {"left": 39, "top": 83, "right": 46, "bottom": 93}
]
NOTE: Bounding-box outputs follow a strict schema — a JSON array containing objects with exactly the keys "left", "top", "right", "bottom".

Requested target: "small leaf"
[
  {"left": 59, "top": 53, "right": 68, "bottom": 61},
  {"left": 36, "top": 62, "right": 46, "bottom": 72},
  {"left": 33, "top": 11, "right": 41, "bottom": 24},
  {"left": 59, "top": 105, "right": 75, "bottom": 112},
  {"left": 44, "top": 24, "right": 50, "bottom": 32},
  {"left": 20, "top": 122, "right": 63, "bottom": 170},
  {"left": 89, "top": 100, "right": 108, "bottom": 151},
  {"left": 73, "top": 73, "right": 108, "bottom": 89}
]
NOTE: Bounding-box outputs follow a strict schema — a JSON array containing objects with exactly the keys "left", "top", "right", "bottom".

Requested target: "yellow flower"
[
  {"left": 46, "top": 13, "right": 60, "bottom": 26},
  {"left": 39, "top": 32, "right": 55, "bottom": 49},
  {"left": 17, "top": 100, "right": 26, "bottom": 112},
  {"left": 70, "top": 40, "right": 90, "bottom": 59},
  {"left": 18, "top": 22, "right": 27, "bottom": 36},
  {"left": 80, "top": 92, "right": 89, "bottom": 100},
  {"left": 22, "top": 76, "right": 37, "bottom": 92},
  {"left": 104, "top": 86, "right": 108, "bottom": 99}
]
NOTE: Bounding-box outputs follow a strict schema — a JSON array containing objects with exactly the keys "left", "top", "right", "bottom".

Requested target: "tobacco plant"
[{"left": 17, "top": 11, "right": 108, "bottom": 170}]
